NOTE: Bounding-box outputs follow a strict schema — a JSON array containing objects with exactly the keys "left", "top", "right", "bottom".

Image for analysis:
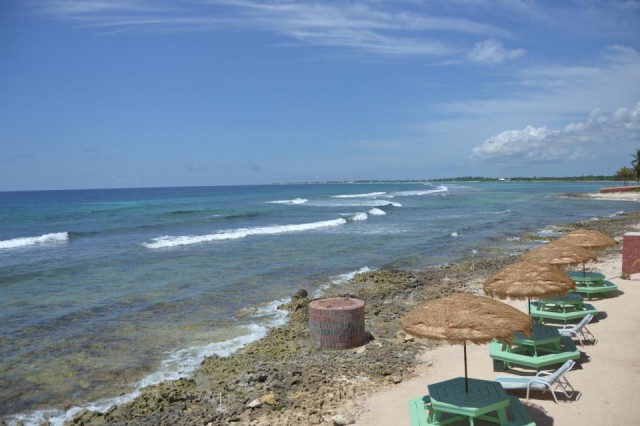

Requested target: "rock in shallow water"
[{"left": 292, "top": 288, "right": 309, "bottom": 299}]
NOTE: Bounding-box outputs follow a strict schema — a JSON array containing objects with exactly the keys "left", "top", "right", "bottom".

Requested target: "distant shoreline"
[{"left": 2, "top": 178, "right": 630, "bottom": 193}]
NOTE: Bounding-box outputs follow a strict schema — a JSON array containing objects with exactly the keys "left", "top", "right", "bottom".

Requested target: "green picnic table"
[
  {"left": 529, "top": 299, "right": 598, "bottom": 324},
  {"left": 568, "top": 271, "right": 618, "bottom": 299},
  {"left": 513, "top": 323, "right": 562, "bottom": 356},
  {"left": 567, "top": 271, "right": 605, "bottom": 283},
  {"left": 427, "top": 377, "right": 510, "bottom": 425}
]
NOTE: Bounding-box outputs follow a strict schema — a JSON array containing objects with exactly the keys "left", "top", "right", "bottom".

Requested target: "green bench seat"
[
  {"left": 489, "top": 337, "right": 580, "bottom": 371},
  {"left": 529, "top": 302, "right": 598, "bottom": 324},
  {"left": 409, "top": 395, "right": 432, "bottom": 426},
  {"left": 408, "top": 395, "right": 535, "bottom": 425},
  {"left": 574, "top": 280, "right": 618, "bottom": 300}
]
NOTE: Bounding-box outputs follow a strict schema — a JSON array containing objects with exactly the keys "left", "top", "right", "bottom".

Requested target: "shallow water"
[{"left": 0, "top": 181, "right": 635, "bottom": 424}]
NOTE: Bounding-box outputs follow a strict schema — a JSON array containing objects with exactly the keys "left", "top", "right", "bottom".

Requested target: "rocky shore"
[{"left": 41, "top": 211, "right": 640, "bottom": 426}]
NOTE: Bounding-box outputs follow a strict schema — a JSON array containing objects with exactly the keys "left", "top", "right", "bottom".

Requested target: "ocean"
[{"left": 0, "top": 181, "right": 635, "bottom": 425}]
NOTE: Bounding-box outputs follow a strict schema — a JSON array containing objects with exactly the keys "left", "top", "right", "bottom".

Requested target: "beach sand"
[
  {"left": 566, "top": 191, "right": 640, "bottom": 202},
  {"left": 352, "top": 252, "right": 640, "bottom": 425}
]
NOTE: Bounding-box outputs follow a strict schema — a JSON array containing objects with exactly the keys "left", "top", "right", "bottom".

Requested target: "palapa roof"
[
  {"left": 400, "top": 293, "right": 532, "bottom": 345},
  {"left": 557, "top": 229, "right": 616, "bottom": 251},
  {"left": 521, "top": 240, "right": 597, "bottom": 267},
  {"left": 483, "top": 261, "right": 576, "bottom": 300}
]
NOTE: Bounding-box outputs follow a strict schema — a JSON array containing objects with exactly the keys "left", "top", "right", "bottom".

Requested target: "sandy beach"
[
  {"left": 564, "top": 191, "right": 640, "bottom": 202},
  {"left": 353, "top": 253, "right": 640, "bottom": 425}
]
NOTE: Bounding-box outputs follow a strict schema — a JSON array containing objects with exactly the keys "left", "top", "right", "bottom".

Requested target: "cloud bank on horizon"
[
  {"left": 2, "top": 1, "right": 640, "bottom": 189},
  {"left": 472, "top": 101, "right": 640, "bottom": 165}
]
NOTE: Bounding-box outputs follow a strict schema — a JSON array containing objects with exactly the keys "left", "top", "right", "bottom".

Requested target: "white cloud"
[
  {"left": 30, "top": 0, "right": 157, "bottom": 15},
  {"left": 431, "top": 46, "right": 640, "bottom": 128},
  {"left": 466, "top": 38, "right": 526, "bottom": 64},
  {"left": 27, "top": 0, "right": 514, "bottom": 57},
  {"left": 470, "top": 102, "right": 640, "bottom": 164}
]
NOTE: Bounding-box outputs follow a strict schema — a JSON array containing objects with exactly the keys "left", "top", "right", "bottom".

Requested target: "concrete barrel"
[{"left": 309, "top": 297, "right": 366, "bottom": 350}]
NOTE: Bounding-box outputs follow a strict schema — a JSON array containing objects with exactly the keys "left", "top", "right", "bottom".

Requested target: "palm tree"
[
  {"left": 617, "top": 166, "right": 635, "bottom": 186},
  {"left": 632, "top": 148, "right": 640, "bottom": 183}
]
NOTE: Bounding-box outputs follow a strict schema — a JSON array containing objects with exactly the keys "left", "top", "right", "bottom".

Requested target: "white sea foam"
[
  {"left": 607, "top": 210, "right": 625, "bottom": 218},
  {"left": 267, "top": 198, "right": 308, "bottom": 205},
  {"left": 331, "top": 192, "right": 387, "bottom": 198},
  {"left": 311, "top": 200, "right": 401, "bottom": 208},
  {"left": 143, "top": 218, "right": 348, "bottom": 248},
  {"left": 536, "top": 226, "right": 563, "bottom": 237},
  {"left": 451, "top": 231, "right": 459, "bottom": 237},
  {"left": 351, "top": 212, "right": 369, "bottom": 221},
  {"left": 484, "top": 209, "right": 511, "bottom": 215},
  {"left": 390, "top": 186, "right": 449, "bottom": 197},
  {"left": 368, "top": 208, "right": 386, "bottom": 216},
  {"left": 8, "top": 304, "right": 290, "bottom": 426},
  {"left": 250, "top": 298, "right": 291, "bottom": 328},
  {"left": 313, "top": 267, "right": 374, "bottom": 298},
  {"left": 0, "top": 232, "right": 69, "bottom": 250}
]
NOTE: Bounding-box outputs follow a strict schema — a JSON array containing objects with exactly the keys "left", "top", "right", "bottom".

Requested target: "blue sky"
[{"left": 1, "top": 0, "right": 640, "bottom": 190}]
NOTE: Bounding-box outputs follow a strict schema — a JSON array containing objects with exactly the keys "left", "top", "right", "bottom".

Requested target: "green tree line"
[{"left": 615, "top": 148, "right": 640, "bottom": 186}]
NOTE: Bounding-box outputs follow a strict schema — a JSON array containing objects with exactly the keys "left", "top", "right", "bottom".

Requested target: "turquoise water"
[{"left": 0, "top": 182, "right": 635, "bottom": 424}]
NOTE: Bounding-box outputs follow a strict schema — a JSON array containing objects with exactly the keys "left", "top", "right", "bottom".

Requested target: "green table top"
[
  {"left": 539, "top": 292, "right": 584, "bottom": 304},
  {"left": 428, "top": 377, "right": 509, "bottom": 414},
  {"left": 568, "top": 271, "right": 605, "bottom": 282},
  {"left": 514, "top": 323, "right": 561, "bottom": 345}
]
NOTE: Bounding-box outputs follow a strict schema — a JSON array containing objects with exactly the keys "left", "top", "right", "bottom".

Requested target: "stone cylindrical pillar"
[
  {"left": 623, "top": 232, "right": 640, "bottom": 275},
  {"left": 309, "top": 297, "right": 366, "bottom": 350}
]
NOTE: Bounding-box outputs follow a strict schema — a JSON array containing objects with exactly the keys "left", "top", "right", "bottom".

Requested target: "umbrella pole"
[
  {"left": 464, "top": 342, "right": 468, "bottom": 393},
  {"left": 527, "top": 297, "right": 531, "bottom": 315}
]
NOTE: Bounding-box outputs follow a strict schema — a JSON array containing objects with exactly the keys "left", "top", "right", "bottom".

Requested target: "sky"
[{"left": 1, "top": 0, "right": 640, "bottom": 191}]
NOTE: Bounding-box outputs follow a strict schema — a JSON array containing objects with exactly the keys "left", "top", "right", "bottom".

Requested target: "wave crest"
[
  {"left": 331, "top": 192, "right": 386, "bottom": 198},
  {"left": 143, "top": 219, "right": 348, "bottom": 248},
  {"left": 0, "top": 232, "right": 69, "bottom": 250},
  {"left": 267, "top": 198, "right": 308, "bottom": 205},
  {"left": 368, "top": 208, "right": 386, "bottom": 215},
  {"left": 390, "top": 185, "right": 449, "bottom": 197}
]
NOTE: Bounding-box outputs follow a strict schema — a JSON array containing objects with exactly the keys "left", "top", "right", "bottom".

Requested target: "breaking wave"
[
  {"left": 0, "top": 232, "right": 69, "bottom": 250},
  {"left": 390, "top": 185, "right": 449, "bottom": 197},
  {"left": 143, "top": 218, "right": 349, "bottom": 248},
  {"left": 368, "top": 208, "right": 386, "bottom": 215},
  {"left": 310, "top": 199, "right": 402, "bottom": 208},
  {"left": 313, "top": 266, "right": 374, "bottom": 298},
  {"left": 267, "top": 198, "right": 308, "bottom": 205},
  {"left": 331, "top": 192, "right": 387, "bottom": 198}
]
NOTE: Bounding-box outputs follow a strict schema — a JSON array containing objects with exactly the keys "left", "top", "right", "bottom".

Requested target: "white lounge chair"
[
  {"left": 495, "top": 359, "right": 576, "bottom": 403},
  {"left": 559, "top": 313, "right": 596, "bottom": 345}
]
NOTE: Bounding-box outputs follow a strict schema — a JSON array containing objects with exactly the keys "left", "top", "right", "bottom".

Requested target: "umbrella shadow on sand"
[
  {"left": 461, "top": 401, "right": 556, "bottom": 425},
  {"left": 523, "top": 401, "right": 561, "bottom": 426}
]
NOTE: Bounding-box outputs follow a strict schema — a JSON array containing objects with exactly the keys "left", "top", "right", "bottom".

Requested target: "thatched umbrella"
[
  {"left": 521, "top": 240, "right": 597, "bottom": 268},
  {"left": 557, "top": 229, "right": 616, "bottom": 251},
  {"left": 483, "top": 261, "right": 576, "bottom": 314},
  {"left": 400, "top": 293, "right": 532, "bottom": 392}
]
